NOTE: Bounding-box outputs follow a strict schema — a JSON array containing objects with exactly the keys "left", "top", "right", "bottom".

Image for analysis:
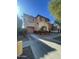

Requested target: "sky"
[{"left": 17, "top": 0, "right": 56, "bottom": 24}]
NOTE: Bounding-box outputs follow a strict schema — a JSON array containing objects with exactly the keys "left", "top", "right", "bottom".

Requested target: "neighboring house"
[
  {"left": 52, "top": 24, "right": 61, "bottom": 32},
  {"left": 23, "top": 14, "right": 35, "bottom": 32},
  {"left": 23, "top": 14, "right": 52, "bottom": 32},
  {"left": 23, "top": 14, "right": 35, "bottom": 28}
]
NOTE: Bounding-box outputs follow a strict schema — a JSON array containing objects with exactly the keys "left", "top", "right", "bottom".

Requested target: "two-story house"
[{"left": 23, "top": 14, "right": 52, "bottom": 32}]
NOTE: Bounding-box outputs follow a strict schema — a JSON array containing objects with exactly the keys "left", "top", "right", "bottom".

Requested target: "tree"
[
  {"left": 55, "top": 20, "right": 61, "bottom": 26},
  {"left": 17, "top": 16, "right": 22, "bottom": 29},
  {"left": 49, "top": 0, "right": 61, "bottom": 23},
  {"left": 17, "top": 16, "right": 23, "bottom": 38}
]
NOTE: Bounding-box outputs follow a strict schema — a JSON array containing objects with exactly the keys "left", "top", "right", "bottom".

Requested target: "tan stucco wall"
[{"left": 39, "top": 22, "right": 49, "bottom": 31}]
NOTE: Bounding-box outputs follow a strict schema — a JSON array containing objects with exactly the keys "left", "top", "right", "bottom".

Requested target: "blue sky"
[{"left": 17, "top": 0, "right": 56, "bottom": 24}]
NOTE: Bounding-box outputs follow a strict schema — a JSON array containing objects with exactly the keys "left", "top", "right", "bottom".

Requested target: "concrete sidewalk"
[{"left": 34, "top": 33, "right": 61, "bottom": 44}]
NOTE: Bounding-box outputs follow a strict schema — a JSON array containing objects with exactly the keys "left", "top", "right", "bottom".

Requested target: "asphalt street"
[{"left": 20, "top": 34, "right": 61, "bottom": 59}]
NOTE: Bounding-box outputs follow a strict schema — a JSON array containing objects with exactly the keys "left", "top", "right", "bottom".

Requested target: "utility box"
[{"left": 17, "top": 41, "right": 23, "bottom": 57}]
